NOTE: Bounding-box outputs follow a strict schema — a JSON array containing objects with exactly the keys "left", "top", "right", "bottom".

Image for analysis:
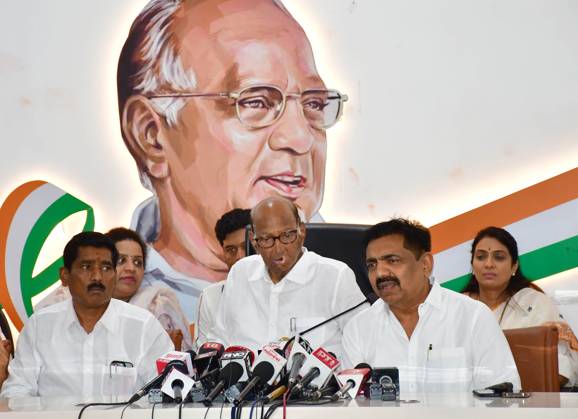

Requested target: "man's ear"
[
  {"left": 60, "top": 267, "right": 69, "bottom": 287},
  {"left": 248, "top": 230, "right": 258, "bottom": 252},
  {"left": 121, "top": 95, "right": 170, "bottom": 180},
  {"left": 422, "top": 252, "right": 434, "bottom": 278}
]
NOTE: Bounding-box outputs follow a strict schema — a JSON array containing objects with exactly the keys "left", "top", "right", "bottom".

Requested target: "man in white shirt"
[
  {"left": 0, "top": 232, "right": 173, "bottom": 398},
  {"left": 196, "top": 209, "right": 251, "bottom": 347},
  {"left": 209, "top": 197, "right": 367, "bottom": 358},
  {"left": 342, "top": 219, "right": 520, "bottom": 395}
]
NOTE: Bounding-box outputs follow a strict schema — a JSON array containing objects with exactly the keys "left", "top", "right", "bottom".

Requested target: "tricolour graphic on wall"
[
  {"left": 432, "top": 168, "right": 578, "bottom": 290},
  {"left": 0, "top": 181, "right": 94, "bottom": 330}
]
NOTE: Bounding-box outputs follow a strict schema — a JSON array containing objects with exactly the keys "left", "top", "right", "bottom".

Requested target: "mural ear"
[{"left": 121, "top": 95, "right": 169, "bottom": 180}]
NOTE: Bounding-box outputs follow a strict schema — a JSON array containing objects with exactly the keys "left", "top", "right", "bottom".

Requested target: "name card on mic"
[
  {"left": 301, "top": 347, "right": 340, "bottom": 388},
  {"left": 156, "top": 351, "right": 193, "bottom": 375},
  {"left": 221, "top": 350, "right": 253, "bottom": 382},
  {"left": 160, "top": 368, "right": 195, "bottom": 400},
  {"left": 256, "top": 346, "right": 287, "bottom": 385}
]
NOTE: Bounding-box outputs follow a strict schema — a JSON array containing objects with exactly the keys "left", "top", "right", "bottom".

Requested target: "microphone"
[
  {"left": 203, "top": 346, "right": 254, "bottom": 405},
  {"left": 262, "top": 385, "right": 287, "bottom": 403},
  {"left": 156, "top": 351, "right": 194, "bottom": 375},
  {"left": 331, "top": 366, "right": 371, "bottom": 401},
  {"left": 172, "top": 379, "right": 184, "bottom": 403},
  {"left": 161, "top": 367, "right": 195, "bottom": 403},
  {"left": 203, "top": 362, "right": 244, "bottom": 405},
  {"left": 290, "top": 367, "right": 320, "bottom": 396},
  {"left": 127, "top": 352, "right": 192, "bottom": 404},
  {"left": 235, "top": 346, "right": 287, "bottom": 404},
  {"left": 285, "top": 337, "right": 312, "bottom": 390},
  {"left": 287, "top": 353, "right": 307, "bottom": 389},
  {"left": 294, "top": 347, "right": 340, "bottom": 393},
  {"left": 193, "top": 342, "right": 224, "bottom": 378}
]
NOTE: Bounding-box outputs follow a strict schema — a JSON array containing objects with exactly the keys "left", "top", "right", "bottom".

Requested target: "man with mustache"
[
  {"left": 118, "top": 0, "right": 347, "bottom": 322},
  {"left": 0, "top": 232, "right": 173, "bottom": 397},
  {"left": 342, "top": 219, "right": 520, "bottom": 395},
  {"left": 209, "top": 196, "right": 366, "bottom": 358}
]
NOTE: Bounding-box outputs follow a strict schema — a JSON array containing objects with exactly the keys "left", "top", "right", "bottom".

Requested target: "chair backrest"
[
  {"left": 503, "top": 325, "right": 559, "bottom": 392},
  {"left": 246, "top": 223, "right": 377, "bottom": 303}
]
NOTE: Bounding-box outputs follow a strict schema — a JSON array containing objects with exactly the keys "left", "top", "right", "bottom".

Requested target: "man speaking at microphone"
[
  {"left": 0, "top": 232, "right": 173, "bottom": 398},
  {"left": 342, "top": 219, "right": 520, "bottom": 395},
  {"left": 209, "top": 196, "right": 366, "bottom": 359}
]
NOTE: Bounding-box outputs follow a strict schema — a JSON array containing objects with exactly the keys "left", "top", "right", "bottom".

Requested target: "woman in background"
[
  {"left": 36, "top": 228, "right": 192, "bottom": 350},
  {"left": 106, "top": 228, "right": 192, "bottom": 350},
  {"left": 463, "top": 226, "right": 578, "bottom": 388}
]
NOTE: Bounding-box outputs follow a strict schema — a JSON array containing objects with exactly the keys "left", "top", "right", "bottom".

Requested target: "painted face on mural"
[
  {"left": 163, "top": 3, "right": 326, "bottom": 240},
  {"left": 120, "top": 0, "right": 338, "bottom": 278}
]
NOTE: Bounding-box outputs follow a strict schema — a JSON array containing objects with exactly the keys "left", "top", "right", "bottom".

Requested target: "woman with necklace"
[{"left": 462, "top": 226, "right": 577, "bottom": 388}]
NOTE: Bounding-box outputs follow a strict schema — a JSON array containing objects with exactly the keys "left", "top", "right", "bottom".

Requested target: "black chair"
[{"left": 247, "top": 223, "right": 377, "bottom": 303}]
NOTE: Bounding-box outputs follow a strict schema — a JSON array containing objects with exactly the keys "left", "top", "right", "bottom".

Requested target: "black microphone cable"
[
  {"left": 281, "top": 299, "right": 368, "bottom": 353},
  {"left": 150, "top": 401, "right": 160, "bottom": 419},
  {"left": 77, "top": 401, "right": 129, "bottom": 419},
  {"left": 120, "top": 403, "right": 131, "bottom": 419}
]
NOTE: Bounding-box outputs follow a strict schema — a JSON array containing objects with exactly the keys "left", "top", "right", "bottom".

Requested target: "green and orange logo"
[{"left": 0, "top": 181, "right": 94, "bottom": 330}]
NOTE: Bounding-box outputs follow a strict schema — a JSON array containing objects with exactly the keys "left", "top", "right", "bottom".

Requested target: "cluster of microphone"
[{"left": 127, "top": 337, "right": 375, "bottom": 407}]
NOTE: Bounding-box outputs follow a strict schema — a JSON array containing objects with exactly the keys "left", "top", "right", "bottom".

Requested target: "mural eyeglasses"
[{"left": 146, "top": 84, "right": 348, "bottom": 130}]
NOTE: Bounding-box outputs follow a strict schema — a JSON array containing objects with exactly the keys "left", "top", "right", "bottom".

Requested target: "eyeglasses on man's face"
[
  {"left": 146, "top": 84, "right": 348, "bottom": 130},
  {"left": 254, "top": 227, "right": 300, "bottom": 249}
]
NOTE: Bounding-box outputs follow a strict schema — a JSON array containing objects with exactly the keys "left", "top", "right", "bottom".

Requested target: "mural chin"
[{"left": 249, "top": 177, "right": 321, "bottom": 222}]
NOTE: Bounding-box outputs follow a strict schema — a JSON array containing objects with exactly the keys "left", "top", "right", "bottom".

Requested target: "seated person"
[
  {"left": 35, "top": 228, "right": 192, "bottom": 350},
  {"left": 209, "top": 196, "right": 367, "bottom": 357},
  {"left": 0, "top": 232, "right": 173, "bottom": 397},
  {"left": 196, "top": 209, "right": 251, "bottom": 347},
  {"left": 0, "top": 311, "right": 13, "bottom": 389},
  {"left": 463, "top": 226, "right": 578, "bottom": 387},
  {"left": 343, "top": 219, "right": 520, "bottom": 395}
]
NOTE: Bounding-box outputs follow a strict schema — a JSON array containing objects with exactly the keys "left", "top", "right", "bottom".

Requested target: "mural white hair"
[
  {"left": 131, "top": 0, "right": 196, "bottom": 126},
  {"left": 130, "top": 0, "right": 291, "bottom": 127}
]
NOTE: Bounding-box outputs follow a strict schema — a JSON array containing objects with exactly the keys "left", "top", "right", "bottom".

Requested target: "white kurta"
[
  {"left": 195, "top": 281, "right": 225, "bottom": 349},
  {"left": 209, "top": 249, "right": 368, "bottom": 358},
  {"left": 343, "top": 282, "right": 521, "bottom": 396},
  {"left": 0, "top": 298, "right": 174, "bottom": 398}
]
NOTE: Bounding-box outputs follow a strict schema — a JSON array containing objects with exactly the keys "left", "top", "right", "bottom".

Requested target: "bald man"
[{"left": 208, "top": 197, "right": 366, "bottom": 358}]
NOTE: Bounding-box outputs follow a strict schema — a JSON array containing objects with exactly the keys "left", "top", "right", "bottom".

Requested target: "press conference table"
[{"left": 1, "top": 392, "right": 577, "bottom": 419}]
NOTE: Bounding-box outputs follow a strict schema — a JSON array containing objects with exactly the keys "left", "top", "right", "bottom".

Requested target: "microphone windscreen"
[
  {"left": 219, "top": 362, "right": 244, "bottom": 385},
  {"left": 355, "top": 362, "right": 372, "bottom": 371},
  {"left": 253, "top": 362, "right": 275, "bottom": 383}
]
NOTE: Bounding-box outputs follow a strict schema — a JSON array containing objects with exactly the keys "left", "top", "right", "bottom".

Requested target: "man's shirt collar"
[
  {"left": 64, "top": 298, "right": 119, "bottom": 334},
  {"left": 251, "top": 248, "right": 312, "bottom": 285}
]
